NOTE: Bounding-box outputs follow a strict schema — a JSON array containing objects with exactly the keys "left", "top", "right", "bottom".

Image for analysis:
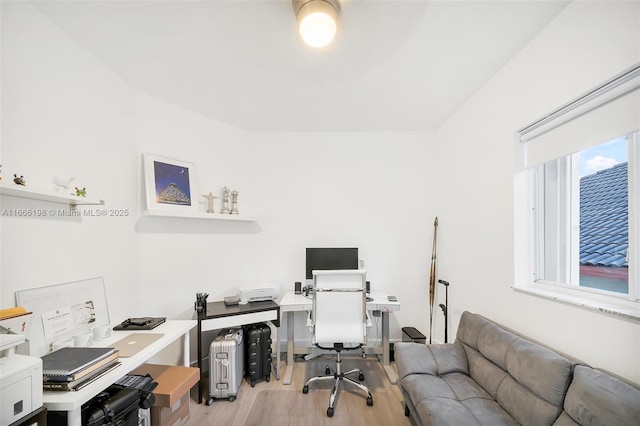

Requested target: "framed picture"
[
  {"left": 16, "top": 277, "right": 110, "bottom": 356},
  {"left": 143, "top": 154, "right": 199, "bottom": 212}
]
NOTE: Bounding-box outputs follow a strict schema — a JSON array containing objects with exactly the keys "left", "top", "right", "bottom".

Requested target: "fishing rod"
[{"left": 429, "top": 217, "right": 438, "bottom": 344}]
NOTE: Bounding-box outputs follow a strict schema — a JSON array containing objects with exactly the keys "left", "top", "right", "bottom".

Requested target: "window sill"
[{"left": 512, "top": 286, "right": 640, "bottom": 322}]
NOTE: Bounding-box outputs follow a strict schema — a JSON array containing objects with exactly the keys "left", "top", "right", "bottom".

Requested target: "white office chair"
[{"left": 302, "top": 269, "right": 373, "bottom": 417}]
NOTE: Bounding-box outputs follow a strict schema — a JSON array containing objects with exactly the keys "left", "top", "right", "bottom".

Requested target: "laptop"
[{"left": 110, "top": 333, "right": 164, "bottom": 357}]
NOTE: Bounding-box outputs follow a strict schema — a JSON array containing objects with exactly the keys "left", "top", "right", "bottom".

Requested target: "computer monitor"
[{"left": 305, "top": 248, "right": 359, "bottom": 281}]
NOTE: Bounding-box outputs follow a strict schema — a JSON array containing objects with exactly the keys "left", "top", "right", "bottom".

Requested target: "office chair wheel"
[
  {"left": 359, "top": 372, "right": 365, "bottom": 381},
  {"left": 302, "top": 385, "right": 309, "bottom": 394},
  {"left": 327, "top": 407, "right": 334, "bottom": 417},
  {"left": 325, "top": 365, "right": 331, "bottom": 375},
  {"left": 367, "top": 396, "right": 373, "bottom": 406}
]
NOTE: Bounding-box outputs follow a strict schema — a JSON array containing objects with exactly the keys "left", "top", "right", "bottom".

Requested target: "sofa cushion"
[
  {"left": 403, "top": 372, "right": 519, "bottom": 426},
  {"left": 464, "top": 345, "right": 511, "bottom": 399},
  {"left": 504, "top": 337, "right": 573, "bottom": 407},
  {"left": 496, "top": 374, "right": 567, "bottom": 426},
  {"left": 395, "top": 342, "right": 438, "bottom": 380},
  {"left": 395, "top": 341, "right": 468, "bottom": 380},
  {"left": 552, "top": 412, "right": 581, "bottom": 426},
  {"left": 558, "top": 365, "right": 640, "bottom": 426},
  {"left": 460, "top": 398, "right": 520, "bottom": 426},
  {"left": 477, "top": 321, "right": 519, "bottom": 371},
  {"left": 415, "top": 397, "right": 483, "bottom": 426},
  {"left": 401, "top": 373, "right": 459, "bottom": 402},
  {"left": 458, "top": 312, "right": 573, "bottom": 425}
]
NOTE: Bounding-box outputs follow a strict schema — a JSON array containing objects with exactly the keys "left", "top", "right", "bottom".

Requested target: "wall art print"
[{"left": 143, "top": 154, "right": 199, "bottom": 212}]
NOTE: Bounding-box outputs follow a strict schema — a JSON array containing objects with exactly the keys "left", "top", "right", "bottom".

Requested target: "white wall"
[
  {"left": 431, "top": 0, "right": 640, "bottom": 383},
  {"left": 1, "top": 2, "right": 139, "bottom": 321},
  {"left": 1, "top": 3, "right": 435, "bottom": 359}
]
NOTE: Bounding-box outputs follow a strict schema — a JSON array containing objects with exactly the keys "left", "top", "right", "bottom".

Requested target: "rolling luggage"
[
  {"left": 243, "top": 322, "right": 272, "bottom": 387},
  {"left": 207, "top": 328, "right": 244, "bottom": 405}
]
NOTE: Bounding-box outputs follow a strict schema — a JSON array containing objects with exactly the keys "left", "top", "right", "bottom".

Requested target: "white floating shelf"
[
  {"left": 0, "top": 184, "right": 104, "bottom": 206},
  {"left": 143, "top": 209, "right": 257, "bottom": 222}
]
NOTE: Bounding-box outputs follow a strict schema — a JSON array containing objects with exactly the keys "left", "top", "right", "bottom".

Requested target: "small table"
[{"left": 195, "top": 300, "right": 280, "bottom": 403}]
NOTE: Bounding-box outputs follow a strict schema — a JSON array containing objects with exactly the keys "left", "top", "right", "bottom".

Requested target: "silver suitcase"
[{"left": 206, "top": 328, "right": 244, "bottom": 404}]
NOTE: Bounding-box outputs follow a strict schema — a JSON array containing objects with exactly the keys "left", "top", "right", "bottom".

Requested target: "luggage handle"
[{"left": 222, "top": 359, "right": 229, "bottom": 380}]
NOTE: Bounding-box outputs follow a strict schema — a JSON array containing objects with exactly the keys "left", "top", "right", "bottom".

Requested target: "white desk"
[
  {"left": 278, "top": 291, "right": 400, "bottom": 385},
  {"left": 42, "top": 320, "right": 196, "bottom": 426}
]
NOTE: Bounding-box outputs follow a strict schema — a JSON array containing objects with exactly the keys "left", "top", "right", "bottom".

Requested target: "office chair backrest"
[{"left": 312, "top": 269, "right": 367, "bottom": 347}]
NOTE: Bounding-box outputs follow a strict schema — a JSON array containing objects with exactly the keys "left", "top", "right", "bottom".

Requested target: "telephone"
[
  {"left": 113, "top": 317, "right": 166, "bottom": 331},
  {"left": 120, "top": 317, "right": 153, "bottom": 327}
]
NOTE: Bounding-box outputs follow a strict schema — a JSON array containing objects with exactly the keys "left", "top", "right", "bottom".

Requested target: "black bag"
[
  {"left": 111, "top": 373, "right": 158, "bottom": 409},
  {"left": 243, "top": 322, "right": 272, "bottom": 387},
  {"left": 82, "top": 388, "right": 140, "bottom": 426}
]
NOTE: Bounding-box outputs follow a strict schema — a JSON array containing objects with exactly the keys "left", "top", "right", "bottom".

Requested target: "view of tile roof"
[{"left": 580, "top": 162, "right": 628, "bottom": 268}]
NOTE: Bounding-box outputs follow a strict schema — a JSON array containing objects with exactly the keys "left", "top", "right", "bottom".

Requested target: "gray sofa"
[{"left": 394, "top": 311, "right": 640, "bottom": 426}]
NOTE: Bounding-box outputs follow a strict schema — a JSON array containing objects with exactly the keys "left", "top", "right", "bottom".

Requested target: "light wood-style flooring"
[{"left": 187, "top": 355, "right": 412, "bottom": 425}]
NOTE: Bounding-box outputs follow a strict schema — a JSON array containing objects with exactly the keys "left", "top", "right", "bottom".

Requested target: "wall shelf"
[
  {"left": 143, "top": 209, "right": 257, "bottom": 222},
  {"left": 0, "top": 184, "right": 104, "bottom": 207}
]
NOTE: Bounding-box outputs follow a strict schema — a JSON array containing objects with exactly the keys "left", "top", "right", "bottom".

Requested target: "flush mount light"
[{"left": 293, "top": 0, "right": 340, "bottom": 48}]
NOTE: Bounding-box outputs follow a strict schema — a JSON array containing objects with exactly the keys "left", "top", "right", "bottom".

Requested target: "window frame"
[
  {"left": 514, "top": 64, "right": 640, "bottom": 321},
  {"left": 515, "top": 135, "right": 639, "bottom": 321}
]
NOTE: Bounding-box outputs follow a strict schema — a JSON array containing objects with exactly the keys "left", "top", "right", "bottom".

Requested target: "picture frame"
[
  {"left": 143, "top": 153, "right": 199, "bottom": 212},
  {"left": 15, "top": 277, "right": 110, "bottom": 356}
]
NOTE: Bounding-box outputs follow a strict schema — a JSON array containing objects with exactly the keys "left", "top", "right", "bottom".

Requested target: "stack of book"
[{"left": 41, "top": 347, "right": 120, "bottom": 391}]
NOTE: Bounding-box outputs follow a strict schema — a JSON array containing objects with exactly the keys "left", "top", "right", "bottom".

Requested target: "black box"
[{"left": 402, "top": 327, "right": 426, "bottom": 344}]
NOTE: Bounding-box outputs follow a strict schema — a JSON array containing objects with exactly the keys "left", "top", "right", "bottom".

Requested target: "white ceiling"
[{"left": 32, "top": 0, "right": 570, "bottom": 132}]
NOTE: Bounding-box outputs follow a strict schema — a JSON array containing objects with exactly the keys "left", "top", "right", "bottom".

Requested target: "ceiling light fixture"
[{"left": 293, "top": 0, "right": 340, "bottom": 48}]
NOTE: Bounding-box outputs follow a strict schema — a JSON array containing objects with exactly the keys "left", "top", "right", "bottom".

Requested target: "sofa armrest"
[
  {"left": 395, "top": 341, "right": 468, "bottom": 381},
  {"left": 557, "top": 365, "right": 640, "bottom": 426}
]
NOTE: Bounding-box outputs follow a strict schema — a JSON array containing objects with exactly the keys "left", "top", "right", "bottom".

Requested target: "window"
[
  {"left": 534, "top": 135, "right": 633, "bottom": 296},
  {"left": 515, "top": 64, "right": 640, "bottom": 318}
]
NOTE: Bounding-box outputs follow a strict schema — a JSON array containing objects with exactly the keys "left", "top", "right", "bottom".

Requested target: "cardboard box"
[
  {"left": 130, "top": 364, "right": 199, "bottom": 426},
  {"left": 150, "top": 394, "right": 189, "bottom": 426}
]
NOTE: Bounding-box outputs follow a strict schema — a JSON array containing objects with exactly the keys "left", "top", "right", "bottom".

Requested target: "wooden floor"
[{"left": 187, "top": 355, "right": 412, "bottom": 425}]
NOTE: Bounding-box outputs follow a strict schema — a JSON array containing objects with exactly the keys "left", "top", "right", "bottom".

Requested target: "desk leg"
[
  {"left": 283, "top": 311, "right": 295, "bottom": 385},
  {"left": 381, "top": 310, "right": 398, "bottom": 384},
  {"left": 183, "top": 331, "right": 190, "bottom": 367},
  {"left": 66, "top": 407, "right": 81, "bottom": 426}
]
